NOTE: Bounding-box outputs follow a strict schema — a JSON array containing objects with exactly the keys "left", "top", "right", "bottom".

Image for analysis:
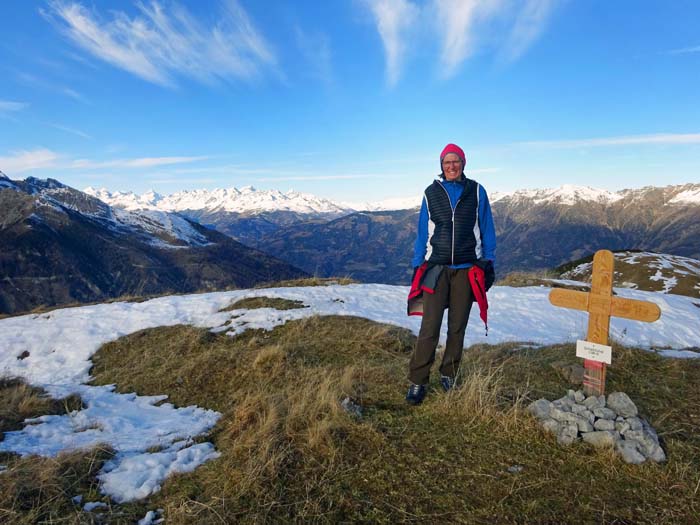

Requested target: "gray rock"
[
  {"left": 593, "top": 407, "right": 617, "bottom": 420},
  {"left": 615, "top": 440, "right": 646, "bottom": 464},
  {"left": 557, "top": 424, "right": 579, "bottom": 446},
  {"left": 616, "top": 421, "right": 631, "bottom": 434},
  {"left": 594, "top": 419, "right": 616, "bottom": 431},
  {"left": 528, "top": 399, "right": 552, "bottom": 420},
  {"left": 552, "top": 399, "right": 572, "bottom": 412},
  {"left": 340, "top": 397, "right": 362, "bottom": 418},
  {"left": 581, "top": 431, "right": 619, "bottom": 448},
  {"left": 597, "top": 395, "right": 606, "bottom": 408},
  {"left": 574, "top": 390, "right": 585, "bottom": 403},
  {"left": 616, "top": 416, "right": 624, "bottom": 423},
  {"left": 550, "top": 406, "right": 580, "bottom": 423},
  {"left": 607, "top": 392, "right": 638, "bottom": 418},
  {"left": 571, "top": 403, "right": 587, "bottom": 414},
  {"left": 646, "top": 444, "right": 667, "bottom": 463},
  {"left": 583, "top": 396, "right": 601, "bottom": 410},
  {"left": 576, "top": 416, "right": 594, "bottom": 433},
  {"left": 559, "top": 412, "right": 581, "bottom": 425},
  {"left": 555, "top": 396, "right": 575, "bottom": 408},
  {"left": 626, "top": 417, "right": 643, "bottom": 431},
  {"left": 625, "top": 429, "right": 659, "bottom": 457},
  {"left": 507, "top": 464, "right": 524, "bottom": 474},
  {"left": 567, "top": 389, "right": 577, "bottom": 401},
  {"left": 579, "top": 409, "right": 594, "bottom": 423},
  {"left": 541, "top": 418, "right": 560, "bottom": 434}
]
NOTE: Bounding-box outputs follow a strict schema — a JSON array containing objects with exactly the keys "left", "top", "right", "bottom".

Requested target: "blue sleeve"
[
  {"left": 478, "top": 185, "right": 496, "bottom": 264},
  {"left": 412, "top": 196, "right": 428, "bottom": 268}
]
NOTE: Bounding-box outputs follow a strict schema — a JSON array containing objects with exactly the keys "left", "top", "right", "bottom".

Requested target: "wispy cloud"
[
  {"left": 48, "top": 123, "right": 93, "bottom": 140},
  {"left": 435, "top": 0, "right": 557, "bottom": 77},
  {"left": 258, "top": 173, "right": 381, "bottom": 182},
  {"left": 44, "top": 0, "right": 278, "bottom": 87},
  {"left": 434, "top": 0, "right": 497, "bottom": 77},
  {"left": 70, "top": 156, "right": 209, "bottom": 169},
  {"left": 667, "top": 45, "right": 700, "bottom": 55},
  {"left": 0, "top": 149, "right": 60, "bottom": 173},
  {"left": 0, "top": 100, "right": 29, "bottom": 112},
  {"left": 364, "top": 0, "right": 558, "bottom": 82},
  {"left": 295, "top": 27, "right": 333, "bottom": 85},
  {"left": 62, "top": 87, "right": 90, "bottom": 103},
  {"left": 363, "top": 0, "right": 419, "bottom": 87},
  {"left": 499, "top": 0, "right": 558, "bottom": 64},
  {"left": 16, "top": 71, "right": 88, "bottom": 103},
  {"left": 515, "top": 133, "right": 700, "bottom": 149}
]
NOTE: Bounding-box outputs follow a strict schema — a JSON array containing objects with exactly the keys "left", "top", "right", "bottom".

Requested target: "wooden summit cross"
[{"left": 549, "top": 249, "right": 661, "bottom": 396}]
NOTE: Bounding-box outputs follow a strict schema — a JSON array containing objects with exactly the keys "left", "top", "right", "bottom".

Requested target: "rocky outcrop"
[{"left": 528, "top": 390, "right": 666, "bottom": 464}]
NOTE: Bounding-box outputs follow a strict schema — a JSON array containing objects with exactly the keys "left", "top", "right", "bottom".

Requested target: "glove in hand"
[{"left": 475, "top": 259, "right": 495, "bottom": 291}]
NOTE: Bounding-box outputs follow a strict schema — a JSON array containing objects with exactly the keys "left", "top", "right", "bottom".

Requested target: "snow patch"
[
  {"left": 84, "top": 501, "right": 108, "bottom": 512},
  {"left": 99, "top": 443, "right": 220, "bottom": 503}
]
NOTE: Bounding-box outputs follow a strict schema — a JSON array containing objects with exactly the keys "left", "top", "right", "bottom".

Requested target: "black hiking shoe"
[
  {"left": 440, "top": 375, "right": 456, "bottom": 392},
  {"left": 405, "top": 383, "right": 427, "bottom": 405}
]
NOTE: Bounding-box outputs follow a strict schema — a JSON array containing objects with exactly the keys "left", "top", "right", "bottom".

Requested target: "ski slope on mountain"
[{"left": 0, "top": 283, "right": 698, "bottom": 502}]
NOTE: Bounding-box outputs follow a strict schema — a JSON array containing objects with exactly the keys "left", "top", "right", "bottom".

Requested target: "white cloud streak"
[
  {"left": 435, "top": 0, "right": 558, "bottom": 76},
  {"left": 516, "top": 133, "right": 700, "bottom": 149},
  {"left": 16, "top": 72, "right": 88, "bottom": 103},
  {"left": 668, "top": 45, "right": 700, "bottom": 55},
  {"left": 499, "top": 0, "right": 558, "bottom": 64},
  {"left": 0, "top": 149, "right": 60, "bottom": 173},
  {"left": 45, "top": 0, "right": 277, "bottom": 87},
  {"left": 258, "top": 174, "right": 381, "bottom": 182},
  {"left": 363, "top": 0, "right": 419, "bottom": 87},
  {"left": 434, "top": 0, "right": 498, "bottom": 77},
  {"left": 364, "top": 0, "right": 558, "bottom": 82},
  {"left": 0, "top": 100, "right": 29, "bottom": 112},
  {"left": 70, "top": 156, "right": 209, "bottom": 169},
  {"left": 48, "top": 123, "right": 93, "bottom": 140}
]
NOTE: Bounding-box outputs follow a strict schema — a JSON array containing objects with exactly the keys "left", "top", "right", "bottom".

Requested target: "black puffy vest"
[{"left": 424, "top": 177, "right": 480, "bottom": 265}]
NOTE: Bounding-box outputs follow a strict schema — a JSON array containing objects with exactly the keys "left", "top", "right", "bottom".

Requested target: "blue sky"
[{"left": 1, "top": 0, "right": 699, "bottom": 202}]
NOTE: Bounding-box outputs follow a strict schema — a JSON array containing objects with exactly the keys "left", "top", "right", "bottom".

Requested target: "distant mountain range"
[
  {"left": 88, "top": 182, "right": 700, "bottom": 284},
  {"left": 4, "top": 175, "right": 699, "bottom": 314},
  {"left": 0, "top": 173, "right": 306, "bottom": 315}
]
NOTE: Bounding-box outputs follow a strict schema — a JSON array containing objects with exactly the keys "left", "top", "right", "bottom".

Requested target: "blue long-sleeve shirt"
[{"left": 412, "top": 179, "right": 496, "bottom": 269}]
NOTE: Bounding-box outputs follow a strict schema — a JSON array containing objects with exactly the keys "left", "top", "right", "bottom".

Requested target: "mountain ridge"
[
  {"left": 86, "top": 182, "right": 700, "bottom": 214},
  {"left": 0, "top": 176, "right": 307, "bottom": 315}
]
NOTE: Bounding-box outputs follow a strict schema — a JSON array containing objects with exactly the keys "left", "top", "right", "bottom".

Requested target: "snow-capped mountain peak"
[
  {"left": 86, "top": 186, "right": 352, "bottom": 215},
  {"left": 495, "top": 184, "right": 623, "bottom": 205}
]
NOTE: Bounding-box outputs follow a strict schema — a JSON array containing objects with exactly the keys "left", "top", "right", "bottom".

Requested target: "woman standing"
[{"left": 406, "top": 143, "right": 496, "bottom": 405}]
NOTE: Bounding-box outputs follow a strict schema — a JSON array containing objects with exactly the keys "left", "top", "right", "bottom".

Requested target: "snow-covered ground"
[{"left": 1, "top": 283, "right": 698, "bottom": 502}]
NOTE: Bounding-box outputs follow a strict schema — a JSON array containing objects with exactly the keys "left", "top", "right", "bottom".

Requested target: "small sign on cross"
[{"left": 549, "top": 249, "right": 661, "bottom": 396}]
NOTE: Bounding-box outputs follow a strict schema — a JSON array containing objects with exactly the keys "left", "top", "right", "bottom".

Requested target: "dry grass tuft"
[
  {"left": 434, "top": 363, "right": 527, "bottom": 431},
  {"left": 0, "top": 377, "right": 83, "bottom": 438},
  {"left": 498, "top": 270, "right": 589, "bottom": 291},
  {"left": 255, "top": 276, "right": 358, "bottom": 289},
  {"left": 0, "top": 445, "right": 116, "bottom": 524},
  {"left": 219, "top": 296, "right": 307, "bottom": 312}
]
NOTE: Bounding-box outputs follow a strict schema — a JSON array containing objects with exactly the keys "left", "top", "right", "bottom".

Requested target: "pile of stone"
[{"left": 528, "top": 390, "right": 666, "bottom": 464}]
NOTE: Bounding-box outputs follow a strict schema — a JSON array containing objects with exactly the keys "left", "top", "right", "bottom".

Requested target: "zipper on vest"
[{"left": 438, "top": 182, "right": 463, "bottom": 265}]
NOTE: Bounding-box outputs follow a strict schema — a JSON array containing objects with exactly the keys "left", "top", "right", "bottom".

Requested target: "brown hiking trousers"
[{"left": 408, "top": 267, "right": 474, "bottom": 385}]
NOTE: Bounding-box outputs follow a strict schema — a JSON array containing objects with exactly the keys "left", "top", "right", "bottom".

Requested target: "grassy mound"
[
  {"left": 219, "top": 296, "right": 308, "bottom": 312},
  {"left": 2, "top": 316, "right": 699, "bottom": 523}
]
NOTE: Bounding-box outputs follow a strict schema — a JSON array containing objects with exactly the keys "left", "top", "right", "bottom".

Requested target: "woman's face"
[{"left": 442, "top": 153, "right": 463, "bottom": 181}]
